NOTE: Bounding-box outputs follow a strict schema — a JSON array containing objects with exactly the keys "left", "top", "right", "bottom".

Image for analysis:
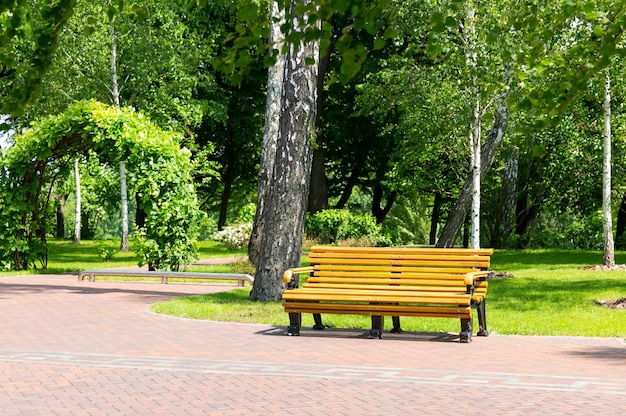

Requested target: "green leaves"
[{"left": 2, "top": 100, "right": 204, "bottom": 271}]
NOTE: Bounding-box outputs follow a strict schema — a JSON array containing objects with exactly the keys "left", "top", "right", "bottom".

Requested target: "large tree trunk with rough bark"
[
  {"left": 436, "top": 90, "right": 510, "bottom": 248},
  {"left": 250, "top": 0, "right": 319, "bottom": 301},
  {"left": 248, "top": 1, "right": 286, "bottom": 266}
]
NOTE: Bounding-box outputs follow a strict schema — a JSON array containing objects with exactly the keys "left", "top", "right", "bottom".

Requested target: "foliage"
[
  {"left": 96, "top": 240, "right": 118, "bottom": 262},
  {"left": 213, "top": 222, "right": 253, "bottom": 250},
  {"left": 0, "top": 0, "right": 76, "bottom": 114},
  {"left": 382, "top": 196, "right": 431, "bottom": 245},
  {"left": 306, "top": 209, "right": 391, "bottom": 246},
  {"left": 0, "top": 100, "right": 206, "bottom": 271}
]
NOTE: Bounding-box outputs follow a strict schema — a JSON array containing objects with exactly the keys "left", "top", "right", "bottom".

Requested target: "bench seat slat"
[
  {"left": 312, "top": 265, "right": 479, "bottom": 273},
  {"left": 307, "top": 276, "right": 471, "bottom": 286},
  {"left": 283, "top": 292, "right": 471, "bottom": 305},
  {"left": 302, "top": 281, "right": 466, "bottom": 293}
]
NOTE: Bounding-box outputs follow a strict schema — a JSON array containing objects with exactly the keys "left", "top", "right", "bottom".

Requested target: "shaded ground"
[
  {"left": 582, "top": 265, "right": 626, "bottom": 309},
  {"left": 596, "top": 298, "right": 626, "bottom": 309}
]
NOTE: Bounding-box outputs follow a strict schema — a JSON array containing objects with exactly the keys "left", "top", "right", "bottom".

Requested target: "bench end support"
[
  {"left": 369, "top": 316, "right": 384, "bottom": 339},
  {"left": 460, "top": 318, "right": 472, "bottom": 343},
  {"left": 287, "top": 312, "right": 301, "bottom": 336}
]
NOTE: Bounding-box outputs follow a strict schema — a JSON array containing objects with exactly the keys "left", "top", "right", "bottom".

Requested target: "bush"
[
  {"left": 214, "top": 222, "right": 253, "bottom": 249},
  {"left": 306, "top": 209, "right": 391, "bottom": 246}
]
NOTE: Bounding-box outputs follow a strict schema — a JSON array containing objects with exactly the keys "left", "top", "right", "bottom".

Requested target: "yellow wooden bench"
[{"left": 282, "top": 246, "right": 493, "bottom": 343}]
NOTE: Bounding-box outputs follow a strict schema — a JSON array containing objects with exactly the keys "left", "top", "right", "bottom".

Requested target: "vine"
[{"left": 0, "top": 100, "right": 206, "bottom": 271}]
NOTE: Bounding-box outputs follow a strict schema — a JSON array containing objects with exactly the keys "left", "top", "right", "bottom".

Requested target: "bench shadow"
[{"left": 256, "top": 326, "right": 464, "bottom": 343}]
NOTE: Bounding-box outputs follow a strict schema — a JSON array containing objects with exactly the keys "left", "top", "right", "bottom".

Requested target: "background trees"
[{"left": 2, "top": 0, "right": 626, "bottom": 289}]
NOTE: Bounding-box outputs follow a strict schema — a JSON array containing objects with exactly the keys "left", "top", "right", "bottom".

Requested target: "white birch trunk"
[
  {"left": 467, "top": 1, "right": 481, "bottom": 249},
  {"left": 120, "top": 161, "right": 129, "bottom": 251},
  {"left": 73, "top": 158, "right": 81, "bottom": 244},
  {"left": 110, "top": 18, "right": 129, "bottom": 252},
  {"left": 602, "top": 71, "right": 614, "bottom": 267},
  {"left": 248, "top": 1, "right": 286, "bottom": 265}
]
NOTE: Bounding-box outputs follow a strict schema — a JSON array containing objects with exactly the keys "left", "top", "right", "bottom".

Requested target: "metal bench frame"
[{"left": 78, "top": 270, "right": 254, "bottom": 286}]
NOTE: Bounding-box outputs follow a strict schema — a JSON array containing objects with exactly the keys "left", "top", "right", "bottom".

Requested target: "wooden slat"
[
  {"left": 282, "top": 292, "right": 471, "bottom": 305},
  {"left": 308, "top": 246, "right": 494, "bottom": 256},
  {"left": 312, "top": 265, "right": 478, "bottom": 274},
  {"left": 283, "top": 303, "right": 471, "bottom": 318},
  {"left": 303, "top": 283, "right": 468, "bottom": 292},
  {"left": 310, "top": 257, "right": 491, "bottom": 268}
]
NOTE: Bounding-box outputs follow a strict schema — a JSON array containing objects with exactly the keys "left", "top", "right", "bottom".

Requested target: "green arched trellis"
[{"left": 0, "top": 100, "right": 205, "bottom": 271}]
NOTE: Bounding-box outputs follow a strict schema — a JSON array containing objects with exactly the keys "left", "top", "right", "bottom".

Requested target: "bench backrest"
[{"left": 302, "top": 246, "right": 494, "bottom": 293}]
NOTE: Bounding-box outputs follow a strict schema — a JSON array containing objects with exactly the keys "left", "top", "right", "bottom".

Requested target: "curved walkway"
[{"left": 1, "top": 274, "right": 625, "bottom": 415}]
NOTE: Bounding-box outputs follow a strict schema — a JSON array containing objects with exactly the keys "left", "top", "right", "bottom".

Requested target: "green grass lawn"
[
  {"left": 3, "top": 242, "right": 625, "bottom": 338},
  {"left": 151, "top": 249, "right": 626, "bottom": 338}
]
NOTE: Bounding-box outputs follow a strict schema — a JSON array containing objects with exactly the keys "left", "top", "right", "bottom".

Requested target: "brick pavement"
[{"left": 1, "top": 274, "right": 625, "bottom": 415}]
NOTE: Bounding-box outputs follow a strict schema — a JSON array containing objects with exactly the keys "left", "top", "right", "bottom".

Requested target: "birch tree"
[
  {"left": 73, "top": 158, "right": 81, "bottom": 244},
  {"left": 108, "top": 11, "right": 130, "bottom": 252},
  {"left": 602, "top": 71, "right": 614, "bottom": 267},
  {"left": 250, "top": 0, "right": 320, "bottom": 301}
]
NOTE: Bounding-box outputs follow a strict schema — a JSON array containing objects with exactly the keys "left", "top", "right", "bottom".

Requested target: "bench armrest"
[
  {"left": 464, "top": 271, "right": 490, "bottom": 289},
  {"left": 283, "top": 266, "right": 315, "bottom": 284}
]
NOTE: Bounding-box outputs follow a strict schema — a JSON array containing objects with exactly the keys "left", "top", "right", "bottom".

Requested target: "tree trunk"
[
  {"left": 615, "top": 192, "right": 626, "bottom": 250},
  {"left": 119, "top": 161, "right": 129, "bottom": 251},
  {"left": 429, "top": 192, "right": 443, "bottom": 245},
  {"left": 251, "top": 0, "right": 319, "bottom": 301},
  {"left": 73, "top": 158, "right": 81, "bottom": 244},
  {"left": 436, "top": 86, "right": 510, "bottom": 248},
  {"left": 308, "top": 34, "right": 332, "bottom": 214},
  {"left": 218, "top": 135, "right": 236, "bottom": 230},
  {"left": 248, "top": 1, "right": 286, "bottom": 266},
  {"left": 489, "top": 147, "right": 519, "bottom": 248},
  {"left": 335, "top": 166, "right": 360, "bottom": 209},
  {"left": 602, "top": 72, "right": 614, "bottom": 267},
  {"left": 135, "top": 193, "right": 146, "bottom": 230},
  {"left": 110, "top": 18, "right": 129, "bottom": 252},
  {"left": 56, "top": 194, "right": 68, "bottom": 238},
  {"left": 466, "top": 1, "right": 481, "bottom": 249},
  {"left": 372, "top": 185, "right": 397, "bottom": 224}
]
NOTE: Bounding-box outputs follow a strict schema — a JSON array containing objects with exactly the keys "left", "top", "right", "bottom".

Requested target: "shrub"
[
  {"left": 97, "top": 242, "right": 117, "bottom": 262},
  {"left": 214, "top": 222, "right": 253, "bottom": 249},
  {"left": 306, "top": 209, "right": 391, "bottom": 246}
]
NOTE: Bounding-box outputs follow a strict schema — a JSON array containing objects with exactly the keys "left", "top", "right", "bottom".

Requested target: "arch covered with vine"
[{"left": 0, "top": 100, "right": 205, "bottom": 271}]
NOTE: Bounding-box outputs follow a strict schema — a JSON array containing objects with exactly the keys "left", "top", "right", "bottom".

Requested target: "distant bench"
[
  {"left": 78, "top": 270, "right": 254, "bottom": 286},
  {"left": 282, "top": 246, "right": 493, "bottom": 343}
]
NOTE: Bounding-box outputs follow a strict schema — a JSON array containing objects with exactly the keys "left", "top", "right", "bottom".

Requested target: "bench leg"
[
  {"left": 390, "top": 316, "right": 402, "bottom": 333},
  {"left": 369, "top": 316, "right": 383, "bottom": 339},
  {"left": 476, "top": 300, "right": 488, "bottom": 337},
  {"left": 460, "top": 318, "right": 472, "bottom": 343},
  {"left": 287, "top": 312, "right": 301, "bottom": 336},
  {"left": 312, "top": 313, "right": 325, "bottom": 330}
]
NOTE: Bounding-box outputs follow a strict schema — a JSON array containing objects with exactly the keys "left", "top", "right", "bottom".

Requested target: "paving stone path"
[{"left": 1, "top": 274, "right": 625, "bottom": 415}]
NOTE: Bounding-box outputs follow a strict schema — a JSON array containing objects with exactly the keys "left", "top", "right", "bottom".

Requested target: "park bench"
[
  {"left": 78, "top": 269, "right": 254, "bottom": 286},
  {"left": 282, "top": 246, "right": 493, "bottom": 343}
]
